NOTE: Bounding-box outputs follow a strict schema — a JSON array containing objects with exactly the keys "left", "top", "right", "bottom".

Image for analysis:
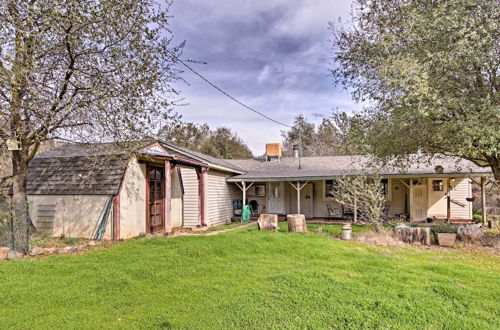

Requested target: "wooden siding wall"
[
  {"left": 449, "top": 178, "right": 473, "bottom": 219},
  {"left": 205, "top": 170, "right": 238, "bottom": 226},
  {"left": 180, "top": 167, "right": 199, "bottom": 227}
]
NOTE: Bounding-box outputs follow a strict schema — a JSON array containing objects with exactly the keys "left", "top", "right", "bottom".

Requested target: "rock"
[
  {"left": 65, "top": 246, "right": 78, "bottom": 253},
  {"left": 29, "top": 247, "right": 46, "bottom": 256},
  {"left": 257, "top": 214, "right": 279, "bottom": 231},
  {"left": 45, "top": 248, "right": 57, "bottom": 254},
  {"left": 87, "top": 241, "right": 96, "bottom": 246},
  {"left": 457, "top": 224, "right": 483, "bottom": 242},
  {"left": 394, "top": 226, "right": 431, "bottom": 245},
  {"left": 287, "top": 214, "right": 307, "bottom": 233},
  {"left": 0, "top": 247, "right": 9, "bottom": 260},
  {"left": 7, "top": 250, "right": 23, "bottom": 260}
]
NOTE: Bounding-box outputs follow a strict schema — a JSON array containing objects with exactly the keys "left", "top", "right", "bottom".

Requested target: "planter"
[{"left": 436, "top": 233, "right": 457, "bottom": 247}]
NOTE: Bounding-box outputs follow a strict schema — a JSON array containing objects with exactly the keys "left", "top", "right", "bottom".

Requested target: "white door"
[
  {"left": 268, "top": 182, "right": 284, "bottom": 214},
  {"left": 412, "top": 185, "right": 428, "bottom": 222}
]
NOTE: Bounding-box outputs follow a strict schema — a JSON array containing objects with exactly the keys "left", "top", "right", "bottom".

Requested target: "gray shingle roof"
[
  {"left": 160, "top": 142, "right": 244, "bottom": 173},
  {"left": 26, "top": 143, "right": 133, "bottom": 195},
  {"left": 225, "top": 155, "right": 491, "bottom": 181}
]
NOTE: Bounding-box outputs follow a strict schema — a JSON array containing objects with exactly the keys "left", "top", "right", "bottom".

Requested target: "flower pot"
[{"left": 436, "top": 233, "right": 456, "bottom": 247}]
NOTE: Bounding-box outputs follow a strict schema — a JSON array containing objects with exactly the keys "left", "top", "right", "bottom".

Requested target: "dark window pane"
[{"left": 325, "top": 180, "right": 337, "bottom": 198}]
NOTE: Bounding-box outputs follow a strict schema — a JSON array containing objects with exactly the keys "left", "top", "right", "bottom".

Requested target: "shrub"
[
  {"left": 62, "top": 237, "right": 78, "bottom": 245},
  {"left": 432, "top": 222, "right": 456, "bottom": 234}
]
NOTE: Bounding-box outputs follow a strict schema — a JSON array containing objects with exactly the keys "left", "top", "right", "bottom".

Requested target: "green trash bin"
[{"left": 241, "top": 205, "right": 251, "bottom": 223}]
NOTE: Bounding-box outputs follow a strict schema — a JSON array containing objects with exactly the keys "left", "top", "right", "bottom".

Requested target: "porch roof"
[{"left": 225, "top": 155, "right": 491, "bottom": 182}]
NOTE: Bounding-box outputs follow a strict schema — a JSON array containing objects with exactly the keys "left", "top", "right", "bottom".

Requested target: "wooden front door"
[{"left": 147, "top": 166, "right": 164, "bottom": 233}]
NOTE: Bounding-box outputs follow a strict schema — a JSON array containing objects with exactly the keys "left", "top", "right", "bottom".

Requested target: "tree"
[
  {"left": 201, "top": 127, "right": 253, "bottom": 159},
  {"left": 334, "top": 175, "right": 387, "bottom": 232},
  {"left": 159, "top": 123, "right": 253, "bottom": 159},
  {"left": 158, "top": 121, "right": 211, "bottom": 152},
  {"left": 0, "top": 0, "right": 182, "bottom": 252},
  {"left": 281, "top": 114, "right": 349, "bottom": 156},
  {"left": 330, "top": 0, "right": 500, "bottom": 180}
]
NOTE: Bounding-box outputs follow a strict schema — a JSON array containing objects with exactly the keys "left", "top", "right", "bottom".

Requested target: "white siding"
[
  {"left": 119, "top": 158, "right": 146, "bottom": 239},
  {"left": 450, "top": 178, "right": 473, "bottom": 219},
  {"left": 180, "top": 167, "right": 199, "bottom": 227},
  {"left": 170, "top": 168, "right": 183, "bottom": 228},
  {"left": 205, "top": 170, "right": 238, "bottom": 226},
  {"left": 28, "top": 195, "right": 112, "bottom": 240}
]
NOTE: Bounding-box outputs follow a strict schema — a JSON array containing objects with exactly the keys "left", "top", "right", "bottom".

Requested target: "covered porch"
[{"left": 229, "top": 175, "right": 479, "bottom": 223}]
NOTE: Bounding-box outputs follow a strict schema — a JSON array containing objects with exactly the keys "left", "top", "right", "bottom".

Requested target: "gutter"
[{"left": 226, "top": 172, "right": 492, "bottom": 182}]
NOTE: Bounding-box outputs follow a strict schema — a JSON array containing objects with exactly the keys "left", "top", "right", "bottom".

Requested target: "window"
[
  {"left": 324, "top": 180, "right": 338, "bottom": 198},
  {"left": 254, "top": 185, "right": 265, "bottom": 197},
  {"left": 381, "top": 179, "right": 389, "bottom": 197},
  {"left": 432, "top": 180, "right": 444, "bottom": 191}
]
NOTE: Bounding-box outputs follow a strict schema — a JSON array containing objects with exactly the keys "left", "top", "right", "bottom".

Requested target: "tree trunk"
[
  {"left": 257, "top": 214, "right": 278, "bottom": 231},
  {"left": 11, "top": 150, "right": 33, "bottom": 253},
  {"left": 287, "top": 214, "right": 307, "bottom": 233}
]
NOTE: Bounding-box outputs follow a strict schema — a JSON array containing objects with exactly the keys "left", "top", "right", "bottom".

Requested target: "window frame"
[
  {"left": 323, "top": 179, "right": 338, "bottom": 200},
  {"left": 432, "top": 180, "right": 444, "bottom": 192}
]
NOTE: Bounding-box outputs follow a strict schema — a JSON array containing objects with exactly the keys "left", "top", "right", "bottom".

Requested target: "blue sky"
[{"left": 169, "top": 0, "right": 356, "bottom": 155}]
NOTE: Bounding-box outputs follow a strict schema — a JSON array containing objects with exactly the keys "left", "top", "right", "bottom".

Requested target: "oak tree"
[{"left": 330, "top": 0, "right": 500, "bottom": 180}]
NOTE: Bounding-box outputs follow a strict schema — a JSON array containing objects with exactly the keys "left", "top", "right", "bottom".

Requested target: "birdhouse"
[{"left": 7, "top": 138, "right": 22, "bottom": 151}]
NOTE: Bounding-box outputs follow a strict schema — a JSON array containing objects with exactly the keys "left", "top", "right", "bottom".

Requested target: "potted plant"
[{"left": 432, "top": 223, "right": 457, "bottom": 247}]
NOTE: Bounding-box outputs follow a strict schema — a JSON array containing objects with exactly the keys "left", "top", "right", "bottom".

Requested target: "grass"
[{"left": 0, "top": 224, "right": 499, "bottom": 329}]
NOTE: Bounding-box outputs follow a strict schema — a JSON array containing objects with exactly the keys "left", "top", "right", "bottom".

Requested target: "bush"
[
  {"left": 432, "top": 222, "right": 456, "bottom": 234},
  {"left": 473, "top": 214, "right": 482, "bottom": 223},
  {"left": 62, "top": 237, "right": 78, "bottom": 245}
]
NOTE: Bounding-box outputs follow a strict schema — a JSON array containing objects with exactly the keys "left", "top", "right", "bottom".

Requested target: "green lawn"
[{"left": 0, "top": 224, "right": 499, "bottom": 329}]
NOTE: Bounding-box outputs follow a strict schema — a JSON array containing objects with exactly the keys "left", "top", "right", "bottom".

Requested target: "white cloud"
[{"left": 168, "top": 0, "right": 357, "bottom": 155}]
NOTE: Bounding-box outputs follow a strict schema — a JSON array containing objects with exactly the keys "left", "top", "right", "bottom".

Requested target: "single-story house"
[{"left": 22, "top": 140, "right": 491, "bottom": 240}]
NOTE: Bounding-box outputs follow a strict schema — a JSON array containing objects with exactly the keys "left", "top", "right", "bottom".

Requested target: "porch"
[{"left": 229, "top": 176, "right": 476, "bottom": 223}]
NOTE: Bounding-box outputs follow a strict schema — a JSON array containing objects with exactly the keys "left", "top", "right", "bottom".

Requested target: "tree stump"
[
  {"left": 257, "top": 214, "right": 279, "bottom": 231},
  {"left": 287, "top": 214, "right": 307, "bottom": 233},
  {"left": 394, "top": 226, "right": 431, "bottom": 245}
]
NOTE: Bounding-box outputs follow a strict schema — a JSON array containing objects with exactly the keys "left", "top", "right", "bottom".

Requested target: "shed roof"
[
  {"left": 26, "top": 143, "right": 134, "bottom": 195},
  {"left": 225, "top": 155, "right": 491, "bottom": 182}
]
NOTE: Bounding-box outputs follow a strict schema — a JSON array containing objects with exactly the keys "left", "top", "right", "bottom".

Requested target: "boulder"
[
  {"left": 394, "top": 226, "right": 431, "bottom": 246},
  {"left": 7, "top": 250, "right": 23, "bottom": 260},
  {"left": 257, "top": 214, "right": 279, "bottom": 231},
  {"left": 457, "top": 224, "right": 483, "bottom": 242},
  {"left": 29, "top": 247, "right": 46, "bottom": 256}
]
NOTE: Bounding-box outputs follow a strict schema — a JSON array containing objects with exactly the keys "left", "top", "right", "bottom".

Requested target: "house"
[{"left": 23, "top": 140, "right": 490, "bottom": 240}]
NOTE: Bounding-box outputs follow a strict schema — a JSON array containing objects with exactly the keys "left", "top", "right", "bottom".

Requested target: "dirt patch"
[
  {"left": 352, "top": 231, "right": 407, "bottom": 248},
  {"left": 350, "top": 229, "right": 500, "bottom": 257}
]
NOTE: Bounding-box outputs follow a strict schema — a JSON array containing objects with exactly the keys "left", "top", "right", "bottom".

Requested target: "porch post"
[
  {"left": 481, "top": 176, "right": 487, "bottom": 227},
  {"left": 165, "top": 160, "right": 172, "bottom": 233},
  {"left": 447, "top": 184, "right": 451, "bottom": 223},
  {"left": 296, "top": 181, "right": 301, "bottom": 214},
  {"left": 409, "top": 179, "right": 413, "bottom": 221},
  {"left": 197, "top": 167, "right": 207, "bottom": 226},
  {"left": 242, "top": 181, "right": 246, "bottom": 207}
]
